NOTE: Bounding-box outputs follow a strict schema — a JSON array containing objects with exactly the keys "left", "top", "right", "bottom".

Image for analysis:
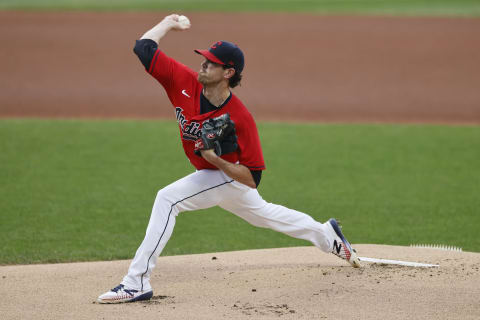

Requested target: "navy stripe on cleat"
[
  {"left": 327, "top": 218, "right": 361, "bottom": 268},
  {"left": 97, "top": 284, "right": 153, "bottom": 304}
]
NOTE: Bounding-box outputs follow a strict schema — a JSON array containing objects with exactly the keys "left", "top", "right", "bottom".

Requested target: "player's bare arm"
[
  {"left": 140, "top": 14, "right": 190, "bottom": 44},
  {"left": 200, "top": 149, "right": 257, "bottom": 189}
]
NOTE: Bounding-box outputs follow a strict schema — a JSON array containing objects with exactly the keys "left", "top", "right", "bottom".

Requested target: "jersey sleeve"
[
  {"left": 236, "top": 114, "right": 266, "bottom": 171},
  {"left": 133, "top": 39, "right": 198, "bottom": 102},
  {"left": 146, "top": 47, "right": 198, "bottom": 96},
  {"left": 133, "top": 39, "right": 158, "bottom": 70}
]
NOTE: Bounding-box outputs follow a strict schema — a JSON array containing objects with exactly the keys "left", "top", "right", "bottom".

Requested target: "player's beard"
[
  {"left": 197, "top": 73, "right": 208, "bottom": 84},
  {"left": 198, "top": 73, "right": 221, "bottom": 86}
]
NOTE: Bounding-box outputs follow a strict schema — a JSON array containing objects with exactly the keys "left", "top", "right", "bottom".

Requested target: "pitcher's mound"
[{"left": 2, "top": 245, "right": 479, "bottom": 319}]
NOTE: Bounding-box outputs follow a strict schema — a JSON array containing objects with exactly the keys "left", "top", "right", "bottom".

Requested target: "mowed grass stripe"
[
  {"left": 0, "top": 119, "right": 478, "bottom": 264},
  {"left": 1, "top": 0, "right": 480, "bottom": 17}
]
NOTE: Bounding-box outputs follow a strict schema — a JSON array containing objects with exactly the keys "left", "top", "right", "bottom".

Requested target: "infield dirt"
[{"left": 2, "top": 245, "right": 480, "bottom": 319}]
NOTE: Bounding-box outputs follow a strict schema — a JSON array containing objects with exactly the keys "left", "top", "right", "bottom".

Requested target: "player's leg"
[
  {"left": 219, "top": 182, "right": 330, "bottom": 251},
  {"left": 218, "top": 181, "right": 360, "bottom": 267},
  {"left": 98, "top": 169, "right": 233, "bottom": 303}
]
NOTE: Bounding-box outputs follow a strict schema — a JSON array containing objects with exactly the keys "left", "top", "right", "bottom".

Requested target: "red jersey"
[{"left": 147, "top": 50, "right": 265, "bottom": 171}]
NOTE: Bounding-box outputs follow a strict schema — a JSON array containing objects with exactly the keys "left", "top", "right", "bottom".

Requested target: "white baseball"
[{"left": 178, "top": 15, "right": 191, "bottom": 28}]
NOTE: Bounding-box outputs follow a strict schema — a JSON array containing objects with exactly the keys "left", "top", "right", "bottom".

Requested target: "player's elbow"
[
  {"left": 133, "top": 40, "right": 143, "bottom": 56},
  {"left": 244, "top": 180, "right": 257, "bottom": 189}
]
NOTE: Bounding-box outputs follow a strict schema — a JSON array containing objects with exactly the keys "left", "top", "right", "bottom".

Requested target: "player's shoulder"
[
  {"left": 228, "top": 94, "right": 252, "bottom": 117},
  {"left": 226, "top": 94, "right": 257, "bottom": 127},
  {"left": 152, "top": 49, "right": 197, "bottom": 76}
]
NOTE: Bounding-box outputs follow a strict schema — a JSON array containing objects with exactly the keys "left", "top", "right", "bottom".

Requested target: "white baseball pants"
[{"left": 122, "top": 169, "right": 334, "bottom": 292}]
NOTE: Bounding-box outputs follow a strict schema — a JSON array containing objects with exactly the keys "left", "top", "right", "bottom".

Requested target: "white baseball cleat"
[
  {"left": 327, "top": 218, "right": 361, "bottom": 268},
  {"left": 97, "top": 284, "right": 153, "bottom": 304}
]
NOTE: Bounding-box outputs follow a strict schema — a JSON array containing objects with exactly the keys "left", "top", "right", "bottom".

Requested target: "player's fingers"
[
  {"left": 178, "top": 24, "right": 191, "bottom": 31},
  {"left": 169, "top": 14, "right": 180, "bottom": 21},
  {"left": 163, "top": 14, "right": 180, "bottom": 27},
  {"left": 177, "top": 17, "right": 191, "bottom": 30}
]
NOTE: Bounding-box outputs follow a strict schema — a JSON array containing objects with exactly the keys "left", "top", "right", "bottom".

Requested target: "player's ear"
[{"left": 224, "top": 68, "right": 235, "bottom": 80}]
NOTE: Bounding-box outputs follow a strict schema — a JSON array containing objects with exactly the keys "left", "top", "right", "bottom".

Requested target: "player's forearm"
[
  {"left": 213, "top": 160, "right": 256, "bottom": 189},
  {"left": 140, "top": 19, "right": 174, "bottom": 44},
  {"left": 200, "top": 150, "right": 256, "bottom": 189}
]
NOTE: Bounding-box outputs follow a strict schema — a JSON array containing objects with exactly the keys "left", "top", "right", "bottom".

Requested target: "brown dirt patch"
[
  {"left": 1, "top": 12, "right": 479, "bottom": 123},
  {"left": 1, "top": 245, "right": 479, "bottom": 319}
]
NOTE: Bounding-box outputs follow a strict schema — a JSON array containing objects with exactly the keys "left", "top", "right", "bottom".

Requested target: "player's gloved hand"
[
  {"left": 194, "top": 113, "right": 238, "bottom": 156},
  {"left": 218, "top": 129, "right": 238, "bottom": 156}
]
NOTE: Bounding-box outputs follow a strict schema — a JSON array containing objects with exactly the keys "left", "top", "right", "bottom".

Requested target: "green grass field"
[
  {"left": 1, "top": 119, "right": 479, "bottom": 264},
  {"left": 1, "top": 0, "right": 480, "bottom": 16}
]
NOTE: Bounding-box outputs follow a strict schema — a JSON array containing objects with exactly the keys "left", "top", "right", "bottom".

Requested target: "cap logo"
[{"left": 211, "top": 41, "right": 222, "bottom": 49}]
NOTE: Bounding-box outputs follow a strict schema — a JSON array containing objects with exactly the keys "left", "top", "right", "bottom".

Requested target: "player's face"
[{"left": 198, "top": 59, "right": 228, "bottom": 85}]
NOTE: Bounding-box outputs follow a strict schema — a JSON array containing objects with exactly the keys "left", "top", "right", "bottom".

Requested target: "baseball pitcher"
[{"left": 98, "top": 14, "right": 360, "bottom": 304}]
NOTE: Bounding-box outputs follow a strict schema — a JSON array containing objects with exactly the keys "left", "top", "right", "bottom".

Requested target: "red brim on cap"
[{"left": 194, "top": 49, "right": 225, "bottom": 65}]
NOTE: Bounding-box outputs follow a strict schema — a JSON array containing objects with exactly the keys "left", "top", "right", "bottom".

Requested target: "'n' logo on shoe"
[{"left": 333, "top": 240, "right": 342, "bottom": 255}]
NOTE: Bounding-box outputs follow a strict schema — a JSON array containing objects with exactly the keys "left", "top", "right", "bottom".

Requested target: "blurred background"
[{"left": 1, "top": 1, "right": 479, "bottom": 264}]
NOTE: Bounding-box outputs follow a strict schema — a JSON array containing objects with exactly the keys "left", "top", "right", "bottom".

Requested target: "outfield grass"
[
  {"left": 1, "top": 0, "right": 480, "bottom": 17},
  {"left": 0, "top": 119, "right": 479, "bottom": 264}
]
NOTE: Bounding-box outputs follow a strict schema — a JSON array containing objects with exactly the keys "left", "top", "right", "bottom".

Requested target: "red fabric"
[
  {"left": 194, "top": 49, "right": 225, "bottom": 65},
  {"left": 148, "top": 50, "right": 265, "bottom": 171}
]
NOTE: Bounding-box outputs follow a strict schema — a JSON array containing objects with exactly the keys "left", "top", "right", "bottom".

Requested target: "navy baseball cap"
[{"left": 195, "top": 41, "right": 244, "bottom": 73}]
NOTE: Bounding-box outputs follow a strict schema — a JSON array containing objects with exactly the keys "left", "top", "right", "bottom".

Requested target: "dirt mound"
[
  {"left": 1, "top": 12, "right": 479, "bottom": 123},
  {"left": 1, "top": 245, "right": 479, "bottom": 319}
]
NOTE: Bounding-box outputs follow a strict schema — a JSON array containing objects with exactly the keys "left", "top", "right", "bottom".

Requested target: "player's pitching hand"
[{"left": 163, "top": 14, "right": 191, "bottom": 31}]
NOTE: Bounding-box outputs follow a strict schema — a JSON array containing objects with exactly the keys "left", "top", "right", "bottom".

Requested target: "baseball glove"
[{"left": 194, "top": 113, "right": 238, "bottom": 156}]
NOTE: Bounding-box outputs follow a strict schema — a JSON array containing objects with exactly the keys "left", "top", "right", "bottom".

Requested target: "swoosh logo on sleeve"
[{"left": 182, "top": 90, "right": 191, "bottom": 98}]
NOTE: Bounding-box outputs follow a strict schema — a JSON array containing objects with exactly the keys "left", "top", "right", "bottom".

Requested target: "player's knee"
[
  {"left": 155, "top": 189, "right": 164, "bottom": 199},
  {"left": 154, "top": 189, "right": 171, "bottom": 206}
]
